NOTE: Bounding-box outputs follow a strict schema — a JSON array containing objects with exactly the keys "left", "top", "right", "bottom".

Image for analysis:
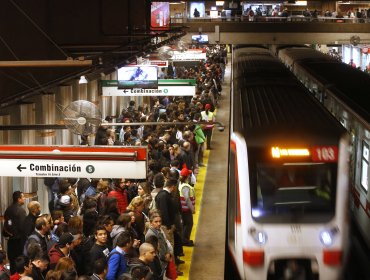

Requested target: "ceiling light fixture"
[{"left": 79, "top": 75, "right": 88, "bottom": 84}]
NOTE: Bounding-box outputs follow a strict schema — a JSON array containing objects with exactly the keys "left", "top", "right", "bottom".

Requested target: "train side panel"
[
  {"left": 277, "top": 46, "right": 370, "bottom": 249},
  {"left": 230, "top": 45, "right": 350, "bottom": 280}
]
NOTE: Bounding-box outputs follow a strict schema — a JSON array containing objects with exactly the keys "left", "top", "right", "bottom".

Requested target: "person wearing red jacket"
[
  {"left": 108, "top": 179, "right": 128, "bottom": 214},
  {"left": 48, "top": 232, "right": 74, "bottom": 269}
]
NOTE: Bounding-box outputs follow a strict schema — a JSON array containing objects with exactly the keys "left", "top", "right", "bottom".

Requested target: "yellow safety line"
[{"left": 178, "top": 149, "right": 210, "bottom": 279}]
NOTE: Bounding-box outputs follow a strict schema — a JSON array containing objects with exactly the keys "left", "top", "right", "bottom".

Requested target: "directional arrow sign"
[
  {"left": 17, "top": 164, "right": 26, "bottom": 172},
  {"left": 0, "top": 145, "right": 148, "bottom": 179}
]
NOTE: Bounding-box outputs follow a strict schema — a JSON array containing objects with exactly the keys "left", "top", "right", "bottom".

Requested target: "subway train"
[
  {"left": 275, "top": 45, "right": 370, "bottom": 250},
  {"left": 227, "top": 46, "right": 350, "bottom": 280}
]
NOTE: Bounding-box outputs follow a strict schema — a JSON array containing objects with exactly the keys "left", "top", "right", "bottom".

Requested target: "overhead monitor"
[
  {"left": 190, "top": 2, "right": 205, "bottom": 17},
  {"left": 117, "top": 66, "right": 158, "bottom": 89},
  {"left": 191, "top": 34, "right": 209, "bottom": 44},
  {"left": 151, "top": 2, "right": 170, "bottom": 30}
]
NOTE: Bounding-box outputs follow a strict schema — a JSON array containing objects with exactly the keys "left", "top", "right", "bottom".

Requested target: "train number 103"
[{"left": 312, "top": 146, "right": 338, "bottom": 162}]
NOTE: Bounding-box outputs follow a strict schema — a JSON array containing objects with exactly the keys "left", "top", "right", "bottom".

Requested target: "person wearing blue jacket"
[{"left": 106, "top": 231, "right": 132, "bottom": 280}]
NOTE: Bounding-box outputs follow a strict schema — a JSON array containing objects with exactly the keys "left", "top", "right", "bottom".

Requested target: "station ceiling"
[{"left": 0, "top": 0, "right": 184, "bottom": 109}]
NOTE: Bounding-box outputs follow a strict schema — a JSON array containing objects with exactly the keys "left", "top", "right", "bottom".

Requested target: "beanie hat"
[
  {"left": 205, "top": 104, "right": 211, "bottom": 110},
  {"left": 58, "top": 233, "right": 74, "bottom": 247}
]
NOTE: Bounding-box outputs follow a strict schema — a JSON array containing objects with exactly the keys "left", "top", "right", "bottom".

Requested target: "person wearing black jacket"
[
  {"left": 28, "top": 243, "right": 49, "bottom": 280},
  {"left": 24, "top": 216, "right": 51, "bottom": 259},
  {"left": 24, "top": 201, "right": 41, "bottom": 237},
  {"left": 3, "top": 191, "right": 26, "bottom": 274},
  {"left": 86, "top": 225, "right": 110, "bottom": 276},
  {"left": 155, "top": 180, "right": 177, "bottom": 231},
  {"left": 30, "top": 253, "right": 49, "bottom": 280}
]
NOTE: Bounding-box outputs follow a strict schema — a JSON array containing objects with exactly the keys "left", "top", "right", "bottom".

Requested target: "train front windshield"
[{"left": 250, "top": 162, "right": 337, "bottom": 223}]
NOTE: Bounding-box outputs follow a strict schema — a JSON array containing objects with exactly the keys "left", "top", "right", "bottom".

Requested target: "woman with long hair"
[
  {"left": 126, "top": 196, "right": 146, "bottom": 243},
  {"left": 54, "top": 257, "right": 77, "bottom": 275},
  {"left": 137, "top": 182, "right": 152, "bottom": 216}
]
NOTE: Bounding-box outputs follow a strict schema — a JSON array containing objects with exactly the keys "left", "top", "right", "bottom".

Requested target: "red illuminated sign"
[
  {"left": 311, "top": 146, "right": 338, "bottom": 162},
  {"left": 151, "top": 2, "right": 170, "bottom": 30},
  {"left": 149, "top": 60, "right": 168, "bottom": 67}
]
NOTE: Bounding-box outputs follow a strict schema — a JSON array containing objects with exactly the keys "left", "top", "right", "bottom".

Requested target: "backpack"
[
  {"left": 120, "top": 261, "right": 152, "bottom": 280},
  {"left": 80, "top": 235, "right": 95, "bottom": 255},
  {"left": 23, "top": 234, "right": 41, "bottom": 257},
  {"left": 107, "top": 251, "right": 126, "bottom": 278},
  {"left": 79, "top": 235, "right": 96, "bottom": 275}
]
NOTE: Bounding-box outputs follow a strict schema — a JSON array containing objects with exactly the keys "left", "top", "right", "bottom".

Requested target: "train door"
[
  {"left": 359, "top": 140, "right": 369, "bottom": 194},
  {"left": 228, "top": 140, "right": 244, "bottom": 274}
]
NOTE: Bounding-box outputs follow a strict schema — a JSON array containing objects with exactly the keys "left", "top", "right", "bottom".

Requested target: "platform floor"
[{"left": 178, "top": 63, "right": 231, "bottom": 280}]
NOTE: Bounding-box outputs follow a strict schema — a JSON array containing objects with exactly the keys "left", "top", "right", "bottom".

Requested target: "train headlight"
[
  {"left": 255, "top": 231, "right": 268, "bottom": 245},
  {"left": 249, "top": 227, "right": 268, "bottom": 245},
  {"left": 319, "top": 227, "right": 338, "bottom": 247}
]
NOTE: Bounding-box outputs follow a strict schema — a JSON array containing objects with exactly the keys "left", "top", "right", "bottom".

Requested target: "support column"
[
  {"left": 56, "top": 85, "right": 74, "bottom": 145},
  {"left": 19, "top": 103, "right": 38, "bottom": 215},
  {"left": 0, "top": 172, "right": 12, "bottom": 249},
  {"left": 74, "top": 80, "right": 88, "bottom": 101},
  {"left": 20, "top": 103, "right": 36, "bottom": 144},
  {"left": 39, "top": 93, "right": 56, "bottom": 145},
  {"left": 88, "top": 80, "right": 99, "bottom": 104},
  {"left": 0, "top": 115, "right": 10, "bottom": 144}
]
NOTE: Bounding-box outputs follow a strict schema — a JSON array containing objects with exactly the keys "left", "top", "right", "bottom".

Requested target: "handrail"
[
  {"left": 0, "top": 121, "right": 226, "bottom": 132},
  {"left": 171, "top": 16, "right": 370, "bottom": 24}
]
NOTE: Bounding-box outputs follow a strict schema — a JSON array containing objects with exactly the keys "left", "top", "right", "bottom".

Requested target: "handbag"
[{"left": 165, "top": 257, "right": 177, "bottom": 279}]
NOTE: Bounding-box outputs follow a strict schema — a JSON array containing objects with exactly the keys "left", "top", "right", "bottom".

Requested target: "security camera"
[{"left": 217, "top": 126, "right": 225, "bottom": 132}]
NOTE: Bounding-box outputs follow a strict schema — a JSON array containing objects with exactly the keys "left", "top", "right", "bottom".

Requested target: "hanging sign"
[
  {"left": 0, "top": 146, "right": 147, "bottom": 179},
  {"left": 101, "top": 80, "right": 196, "bottom": 96}
]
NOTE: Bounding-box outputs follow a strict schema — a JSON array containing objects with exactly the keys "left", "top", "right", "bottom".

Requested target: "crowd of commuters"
[
  {"left": 242, "top": 6, "right": 370, "bottom": 22},
  {"left": 0, "top": 45, "right": 227, "bottom": 280}
]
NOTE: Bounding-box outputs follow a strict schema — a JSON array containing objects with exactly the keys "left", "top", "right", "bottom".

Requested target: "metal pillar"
[
  {"left": 88, "top": 79, "right": 99, "bottom": 104},
  {"left": 38, "top": 93, "right": 56, "bottom": 145},
  {"left": 0, "top": 112, "right": 11, "bottom": 248},
  {"left": 0, "top": 115, "right": 10, "bottom": 144},
  {"left": 19, "top": 103, "right": 38, "bottom": 212},
  {"left": 56, "top": 85, "right": 74, "bottom": 145},
  {"left": 20, "top": 103, "right": 36, "bottom": 144}
]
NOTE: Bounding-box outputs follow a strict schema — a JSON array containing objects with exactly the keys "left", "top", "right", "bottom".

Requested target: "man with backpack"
[
  {"left": 3, "top": 191, "right": 26, "bottom": 274},
  {"left": 125, "top": 243, "right": 155, "bottom": 280},
  {"left": 106, "top": 231, "right": 132, "bottom": 280},
  {"left": 23, "top": 216, "right": 51, "bottom": 259}
]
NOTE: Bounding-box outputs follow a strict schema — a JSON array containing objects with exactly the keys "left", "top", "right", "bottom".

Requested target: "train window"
[
  {"left": 250, "top": 162, "right": 337, "bottom": 224},
  {"left": 361, "top": 141, "right": 369, "bottom": 192}
]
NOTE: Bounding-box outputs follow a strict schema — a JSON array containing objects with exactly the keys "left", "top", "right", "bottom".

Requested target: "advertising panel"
[
  {"left": 117, "top": 66, "right": 158, "bottom": 89},
  {"left": 151, "top": 2, "right": 170, "bottom": 30}
]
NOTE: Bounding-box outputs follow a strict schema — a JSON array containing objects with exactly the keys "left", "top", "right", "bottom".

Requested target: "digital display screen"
[
  {"left": 191, "top": 34, "right": 209, "bottom": 44},
  {"left": 117, "top": 66, "right": 158, "bottom": 89},
  {"left": 151, "top": 2, "right": 170, "bottom": 30}
]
